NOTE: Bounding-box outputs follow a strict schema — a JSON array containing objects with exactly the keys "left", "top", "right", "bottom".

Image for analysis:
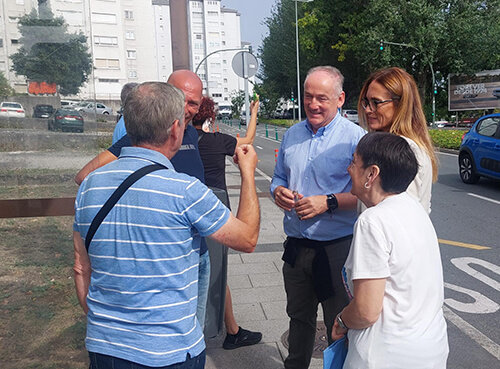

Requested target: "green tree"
[
  {"left": 253, "top": 82, "right": 280, "bottom": 118},
  {"left": 0, "top": 72, "right": 15, "bottom": 96},
  {"left": 231, "top": 90, "right": 245, "bottom": 117},
  {"left": 10, "top": 5, "right": 92, "bottom": 95}
]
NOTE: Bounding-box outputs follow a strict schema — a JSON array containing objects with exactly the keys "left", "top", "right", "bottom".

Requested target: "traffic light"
[
  {"left": 434, "top": 87, "right": 438, "bottom": 95},
  {"left": 291, "top": 97, "right": 294, "bottom": 102},
  {"left": 379, "top": 40, "right": 384, "bottom": 51}
]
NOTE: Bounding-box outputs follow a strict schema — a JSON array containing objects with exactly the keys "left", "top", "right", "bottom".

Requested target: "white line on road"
[
  {"left": 256, "top": 167, "right": 272, "bottom": 182},
  {"left": 451, "top": 257, "right": 500, "bottom": 291},
  {"left": 256, "top": 145, "right": 263, "bottom": 150},
  {"left": 467, "top": 193, "right": 500, "bottom": 205},
  {"left": 436, "top": 151, "right": 458, "bottom": 157},
  {"left": 443, "top": 306, "right": 500, "bottom": 360}
]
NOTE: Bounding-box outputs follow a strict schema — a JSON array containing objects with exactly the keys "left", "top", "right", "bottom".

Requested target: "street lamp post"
[
  {"left": 380, "top": 39, "right": 436, "bottom": 125},
  {"left": 294, "top": 0, "right": 313, "bottom": 123}
]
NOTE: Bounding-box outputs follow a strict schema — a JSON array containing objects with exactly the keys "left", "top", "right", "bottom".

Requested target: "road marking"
[
  {"left": 444, "top": 282, "right": 499, "bottom": 314},
  {"left": 467, "top": 193, "right": 500, "bottom": 205},
  {"left": 256, "top": 145, "right": 263, "bottom": 150},
  {"left": 436, "top": 151, "right": 457, "bottom": 157},
  {"left": 451, "top": 257, "right": 500, "bottom": 291},
  {"left": 438, "top": 239, "right": 491, "bottom": 250},
  {"left": 443, "top": 305, "right": 500, "bottom": 360},
  {"left": 256, "top": 167, "right": 272, "bottom": 182}
]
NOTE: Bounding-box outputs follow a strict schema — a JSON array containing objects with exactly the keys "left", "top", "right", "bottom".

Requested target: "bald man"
[{"left": 75, "top": 70, "right": 262, "bottom": 350}]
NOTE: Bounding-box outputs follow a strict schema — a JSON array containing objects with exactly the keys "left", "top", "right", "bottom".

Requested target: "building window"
[
  {"left": 92, "top": 12, "right": 117, "bottom": 24},
  {"left": 222, "top": 41, "right": 226, "bottom": 46},
  {"left": 195, "top": 34, "right": 203, "bottom": 40},
  {"left": 0, "top": 61, "right": 6, "bottom": 71},
  {"left": 208, "top": 11, "right": 219, "bottom": 17},
  {"left": 98, "top": 78, "right": 119, "bottom": 83},
  {"left": 224, "top": 88, "right": 228, "bottom": 92},
  {"left": 212, "top": 93, "right": 222, "bottom": 98},
  {"left": 127, "top": 50, "right": 137, "bottom": 59},
  {"left": 224, "top": 97, "right": 228, "bottom": 101},
  {"left": 95, "top": 58, "right": 120, "bottom": 69},
  {"left": 11, "top": 39, "right": 19, "bottom": 45},
  {"left": 94, "top": 36, "right": 118, "bottom": 46},
  {"left": 223, "top": 78, "right": 227, "bottom": 83},
  {"left": 125, "top": 30, "right": 135, "bottom": 40},
  {"left": 124, "top": 10, "right": 134, "bottom": 20},
  {"left": 0, "top": 39, "right": 3, "bottom": 48},
  {"left": 129, "top": 70, "right": 137, "bottom": 78}
]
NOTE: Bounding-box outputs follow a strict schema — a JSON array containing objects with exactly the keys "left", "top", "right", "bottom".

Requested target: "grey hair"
[
  {"left": 305, "top": 66, "right": 344, "bottom": 94},
  {"left": 124, "top": 82, "right": 185, "bottom": 147},
  {"left": 120, "top": 82, "right": 139, "bottom": 104}
]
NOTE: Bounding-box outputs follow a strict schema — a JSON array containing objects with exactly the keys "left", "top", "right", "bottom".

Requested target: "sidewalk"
[{"left": 204, "top": 161, "right": 325, "bottom": 369}]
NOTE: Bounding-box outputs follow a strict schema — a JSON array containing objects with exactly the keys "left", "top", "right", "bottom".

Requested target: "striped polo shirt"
[{"left": 74, "top": 146, "right": 230, "bottom": 367}]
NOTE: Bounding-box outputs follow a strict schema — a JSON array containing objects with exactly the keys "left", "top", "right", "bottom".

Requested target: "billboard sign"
[{"left": 448, "top": 70, "right": 500, "bottom": 111}]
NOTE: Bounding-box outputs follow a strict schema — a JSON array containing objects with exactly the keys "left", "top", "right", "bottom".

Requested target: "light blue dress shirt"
[
  {"left": 112, "top": 116, "right": 126, "bottom": 144},
  {"left": 270, "top": 113, "right": 366, "bottom": 241}
]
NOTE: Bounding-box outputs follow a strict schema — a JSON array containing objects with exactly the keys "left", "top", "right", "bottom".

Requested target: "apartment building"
[
  {"left": 0, "top": 0, "right": 173, "bottom": 100},
  {"left": 1, "top": 0, "right": 248, "bottom": 103},
  {"left": 187, "top": 0, "right": 251, "bottom": 106}
]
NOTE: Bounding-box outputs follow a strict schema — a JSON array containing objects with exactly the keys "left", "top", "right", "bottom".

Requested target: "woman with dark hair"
[
  {"left": 193, "top": 96, "right": 259, "bottom": 191},
  {"left": 192, "top": 96, "right": 262, "bottom": 349},
  {"left": 332, "top": 132, "right": 448, "bottom": 368},
  {"left": 357, "top": 67, "right": 437, "bottom": 213}
]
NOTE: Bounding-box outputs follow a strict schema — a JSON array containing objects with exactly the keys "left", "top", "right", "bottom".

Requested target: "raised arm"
[
  {"left": 208, "top": 144, "right": 260, "bottom": 252},
  {"left": 236, "top": 98, "right": 259, "bottom": 147}
]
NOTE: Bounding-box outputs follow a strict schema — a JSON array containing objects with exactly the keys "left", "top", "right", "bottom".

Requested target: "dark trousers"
[
  {"left": 283, "top": 238, "right": 351, "bottom": 369},
  {"left": 89, "top": 350, "right": 206, "bottom": 369}
]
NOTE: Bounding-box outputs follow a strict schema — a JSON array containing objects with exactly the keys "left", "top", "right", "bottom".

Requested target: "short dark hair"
[
  {"left": 124, "top": 82, "right": 184, "bottom": 147},
  {"left": 356, "top": 132, "right": 418, "bottom": 194},
  {"left": 120, "top": 83, "right": 139, "bottom": 104}
]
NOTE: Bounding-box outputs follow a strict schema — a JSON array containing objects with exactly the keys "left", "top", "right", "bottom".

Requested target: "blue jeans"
[
  {"left": 89, "top": 350, "right": 205, "bottom": 369},
  {"left": 197, "top": 250, "right": 211, "bottom": 329}
]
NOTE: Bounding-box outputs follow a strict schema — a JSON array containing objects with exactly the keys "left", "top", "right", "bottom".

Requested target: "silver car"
[
  {"left": 342, "top": 109, "right": 358, "bottom": 124},
  {"left": 76, "top": 101, "right": 112, "bottom": 115}
]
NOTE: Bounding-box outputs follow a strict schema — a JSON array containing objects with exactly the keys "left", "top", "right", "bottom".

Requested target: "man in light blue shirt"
[
  {"left": 271, "top": 66, "right": 365, "bottom": 369},
  {"left": 112, "top": 82, "right": 138, "bottom": 144},
  {"left": 73, "top": 82, "right": 260, "bottom": 369}
]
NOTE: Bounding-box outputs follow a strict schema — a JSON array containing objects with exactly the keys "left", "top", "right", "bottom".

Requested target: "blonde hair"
[{"left": 358, "top": 67, "right": 438, "bottom": 181}]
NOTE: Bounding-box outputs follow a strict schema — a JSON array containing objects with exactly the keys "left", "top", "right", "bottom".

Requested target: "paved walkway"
[{"left": 204, "top": 161, "right": 325, "bottom": 369}]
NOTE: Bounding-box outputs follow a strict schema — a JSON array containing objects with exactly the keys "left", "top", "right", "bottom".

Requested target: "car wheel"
[
  {"left": 103, "top": 111, "right": 109, "bottom": 115},
  {"left": 459, "top": 153, "right": 480, "bottom": 184}
]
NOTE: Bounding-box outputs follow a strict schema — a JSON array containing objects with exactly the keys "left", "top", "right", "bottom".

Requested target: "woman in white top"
[
  {"left": 357, "top": 67, "right": 437, "bottom": 213},
  {"left": 332, "top": 132, "right": 448, "bottom": 369}
]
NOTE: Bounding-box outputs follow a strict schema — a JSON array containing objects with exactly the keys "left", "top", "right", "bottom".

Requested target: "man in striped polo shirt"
[{"left": 73, "top": 82, "right": 260, "bottom": 369}]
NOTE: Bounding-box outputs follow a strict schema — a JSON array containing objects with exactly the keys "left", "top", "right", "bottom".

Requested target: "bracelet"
[{"left": 336, "top": 313, "right": 348, "bottom": 330}]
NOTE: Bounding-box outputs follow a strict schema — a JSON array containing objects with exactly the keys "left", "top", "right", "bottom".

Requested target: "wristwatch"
[
  {"left": 336, "top": 313, "right": 348, "bottom": 330},
  {"left": 326, "top": 194, "right": 338, "bottom": 213}
]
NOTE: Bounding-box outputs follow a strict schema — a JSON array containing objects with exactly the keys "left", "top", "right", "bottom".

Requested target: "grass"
[
  {"left": 0, "top": 168, "right": 79, "bottom": 200},
  {"left": 0, "top": 216, "right": 88, "bottom": 369}
]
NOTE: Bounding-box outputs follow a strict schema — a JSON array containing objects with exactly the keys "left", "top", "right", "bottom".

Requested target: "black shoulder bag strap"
[{"left": 85, "top": 163, "right": 167, "bottom": 251}]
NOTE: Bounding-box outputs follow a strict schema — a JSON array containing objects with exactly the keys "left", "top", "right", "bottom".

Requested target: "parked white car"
[
  {"left": 342, "top": 109, "right": 359, "bottom": 124},
  {"left": 0, "top": 102, "right": 26, "bottom": 118},
  {"left": 75, "top": 101, "right": 112, "bottom": 115}
]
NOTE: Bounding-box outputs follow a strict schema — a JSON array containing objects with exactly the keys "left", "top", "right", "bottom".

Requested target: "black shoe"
[{"left": 223, "top": 326, "right": 262, "bottom": 350}]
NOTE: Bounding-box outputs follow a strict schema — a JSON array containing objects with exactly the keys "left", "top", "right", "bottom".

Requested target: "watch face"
[{"left": 327, "top": 195, "right": 338, "bottom": 210}]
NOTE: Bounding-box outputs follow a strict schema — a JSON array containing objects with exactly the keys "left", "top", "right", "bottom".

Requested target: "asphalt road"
[{"left": 219, "top": 120, "right": 500, "bottom": 368}]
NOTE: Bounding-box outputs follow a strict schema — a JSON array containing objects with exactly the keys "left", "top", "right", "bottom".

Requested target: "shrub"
[{"left": 429, "top": 129, "right": 464, "bottom": 150}]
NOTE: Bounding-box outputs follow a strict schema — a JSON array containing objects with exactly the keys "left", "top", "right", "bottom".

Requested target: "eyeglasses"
[{"left": 361, "top": 97, "right": 400, "bottom": 111}]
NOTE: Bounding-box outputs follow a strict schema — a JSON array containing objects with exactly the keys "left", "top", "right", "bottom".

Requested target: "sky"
[{"left": 221, "top": 0, "right": 275, "bottom": 52}]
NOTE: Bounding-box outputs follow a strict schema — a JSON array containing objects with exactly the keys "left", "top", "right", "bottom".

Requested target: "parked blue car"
[{"left": 458, "top": 113, "right": 500, "bottom": 184}]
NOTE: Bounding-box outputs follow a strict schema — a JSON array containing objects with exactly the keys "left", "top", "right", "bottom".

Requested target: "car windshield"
[{"left": 2, "top": 102, "right": 22, "bottom": 109}]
